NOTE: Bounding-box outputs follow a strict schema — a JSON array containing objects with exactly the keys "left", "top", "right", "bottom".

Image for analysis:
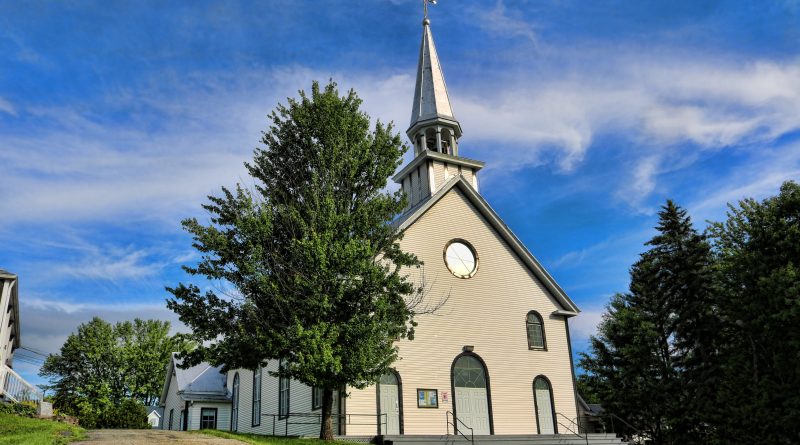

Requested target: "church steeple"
[
  {"left": 394, "top": 2, "right": 484, "bottom": 211},
  {"left": 407, "top": 14, "right": 463, "bottom": 156}
]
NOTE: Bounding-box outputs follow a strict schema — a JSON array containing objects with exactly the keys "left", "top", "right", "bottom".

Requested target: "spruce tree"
[
  {"left": 167, "top": 81, "right": 423, "bottom": 440},
  {"left": 708, "top": 181, "right": 800, "bottom": 444},
  {"left": 580, "top": 201, "right": 715, "bottom": 444}
]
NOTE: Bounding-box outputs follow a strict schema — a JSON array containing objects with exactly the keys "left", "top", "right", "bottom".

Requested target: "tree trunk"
[{"left": 320, "top": 388, "right": 335, "bottom": 440}]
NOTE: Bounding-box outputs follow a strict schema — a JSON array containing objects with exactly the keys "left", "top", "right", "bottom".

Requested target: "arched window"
[
  {"left": 252, "top": 366, "right": 262, "bottom": 427},
  {"left": 279, "top": 359, "right": 290, "bottom": 419},
  {"left": 231, "top": 372, "right": 240, "bottom": 431},
  {"left": 526, "top": 311, "right": 546, "bottom": 350}
]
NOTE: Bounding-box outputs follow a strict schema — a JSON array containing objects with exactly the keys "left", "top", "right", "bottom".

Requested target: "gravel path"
[{"left": 78, "top": 429, "right": 246, "bottom": 444}]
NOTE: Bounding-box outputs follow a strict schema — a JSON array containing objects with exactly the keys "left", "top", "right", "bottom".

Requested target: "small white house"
[
  {"left": 159, "top": 353, "right": 231, "bottom": 431},
  {"left": 146, "top": 406, "right": 163, "bottom": 428}
]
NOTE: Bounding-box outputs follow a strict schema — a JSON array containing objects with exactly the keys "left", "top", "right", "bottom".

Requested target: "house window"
[
  {"left": 231, "top": 372, "right": 240, "bottom": 431},
  {"left": 526, "top": 311, "right": 546, "bottom": 350},
  {"left": 252, "top": 366, "right": 262, "bottom": 426},
  {"left": 312, "top": 386, "right": 323, "bottom": 410},
  {"left": 200, "top": 408, "right": 217, "bottom": 430},
  {"left": 168, "top": 409, "right": 174, "bottom": 430},
  {"left": 279, "top": 359, "right": 290, "bottom": 419}
]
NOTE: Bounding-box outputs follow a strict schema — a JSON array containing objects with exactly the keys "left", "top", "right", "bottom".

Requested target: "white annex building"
[
  {"left": 0, "top": 269, "right": 43, "bottom": 405},
  {"left": 161, "top": 10, "right": 622, "bottom": 445}
]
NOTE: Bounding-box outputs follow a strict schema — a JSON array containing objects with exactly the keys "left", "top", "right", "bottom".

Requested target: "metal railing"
[
  {"left": 604, "top": 413, "right": 647, "bottom": 445},
  {"left": 555, "top": 412, "right": 588, "bottom": 445},
  {"left": 1, "top": 364, "right": 42, "bottom": 403},
  {"left": 261, "top": 412, "right": 386, "bottom": 437},
  {"left": 445, "top": 411, "right": 474, "bottom": 443}
]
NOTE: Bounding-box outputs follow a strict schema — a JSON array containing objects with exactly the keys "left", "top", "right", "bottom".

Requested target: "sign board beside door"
[{"left": 417, "top": 388, "right": 438, "bottom": 408}]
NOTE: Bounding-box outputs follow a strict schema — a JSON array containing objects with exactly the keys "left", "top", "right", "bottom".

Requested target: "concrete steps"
[{"left": 370, "top": 434, "right": 627, "bottom": 445}]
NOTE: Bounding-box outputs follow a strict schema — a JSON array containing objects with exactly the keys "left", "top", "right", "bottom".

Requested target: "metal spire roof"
[{"left": 408, "top": 17, "right": 461, "bottom": 136}]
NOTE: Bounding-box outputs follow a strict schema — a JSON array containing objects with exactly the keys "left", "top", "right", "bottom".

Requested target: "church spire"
[
  {"left": 394, "top": 1, "right": 484, "bottom": 211},
  {"left": 407, "top": 2, "right": 462, "bottom": 156}
]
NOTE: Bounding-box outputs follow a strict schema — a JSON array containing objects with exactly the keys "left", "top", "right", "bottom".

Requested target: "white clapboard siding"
[
  {"left": 162, "top": 371, "right": 184, "bottom": 430},
  {"left": 188, "top": 402, "right": 231, "bottom": 431},
  {"left": 227, "top": 360, "right": 340, "bottom": 437},
  {"left": 346, "top": 186, "right": 578, "bottom": 435}
]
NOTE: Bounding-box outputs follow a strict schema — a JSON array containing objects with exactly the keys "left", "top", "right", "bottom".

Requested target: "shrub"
[
  {"left": 0, "top": 401, "right": 38, "bottom": 417},
  {"left": 100, "top": 399, "right": 150, "bottom": 429}
]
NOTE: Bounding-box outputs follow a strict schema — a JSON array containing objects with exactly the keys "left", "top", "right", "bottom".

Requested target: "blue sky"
[{"left": 2, "top": 0, "right": 799, "bottom": 388}]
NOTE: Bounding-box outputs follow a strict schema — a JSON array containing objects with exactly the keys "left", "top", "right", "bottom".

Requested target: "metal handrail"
[
  {"left": 260, "top": 411, "right": 386, "bottom": 437},
  {"left": 445, "top": 411, "right": 474, "bottom": 443},
  {"left": 555, "top": 412, "right": 588, "bottom": 445},
  {"left": 605, "top": 413, "right": 646, "bottom": 445}
]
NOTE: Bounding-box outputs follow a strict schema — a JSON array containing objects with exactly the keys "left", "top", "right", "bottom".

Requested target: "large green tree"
[
  {"left": 580, "top": 201, "right": 715, "bottom": 444},
  {"left": 167, "top": 81, "right": 424, "bottom": 440},
  {"left": 40, "top": 317, "right": 189, "bottom": 428},
  {"left": 708, "top": 181, "right": 800, "bottom": 444}
]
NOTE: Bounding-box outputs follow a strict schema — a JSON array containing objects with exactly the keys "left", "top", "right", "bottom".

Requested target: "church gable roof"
[
  {"left": 395, "top": 176, "right": 580, "bottom": 315},
  {"left": 160, "top": 353, "right": 229, "bottom": 404}
]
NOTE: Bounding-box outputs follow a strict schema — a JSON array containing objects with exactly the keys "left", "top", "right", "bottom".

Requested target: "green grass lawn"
[
  {"left": 0, "top": 412, "right": 85, "bottom": 445},
  {"left": 195, "top": 430, "right": 363, "bottom": 445}
]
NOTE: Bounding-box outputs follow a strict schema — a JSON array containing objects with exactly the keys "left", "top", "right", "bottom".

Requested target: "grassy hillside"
[{"left": 0, "top": 412, "right": 85, "bottom": 445}]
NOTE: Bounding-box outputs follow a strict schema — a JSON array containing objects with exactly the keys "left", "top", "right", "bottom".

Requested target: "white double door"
[
  {"left": 379, "top": 383, "right": 401, "bottom": 435},
  {"left": 454, "top": 387, "right": 490, "bottom": 435}
]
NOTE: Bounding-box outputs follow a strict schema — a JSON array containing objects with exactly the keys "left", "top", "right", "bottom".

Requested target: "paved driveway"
[{"left": 78, "top": 429, "right": 246, "bottom": 444}]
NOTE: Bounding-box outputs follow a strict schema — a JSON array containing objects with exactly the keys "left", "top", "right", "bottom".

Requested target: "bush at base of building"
[
  {"left": 65, "top": 398, "right": 150, "bottom": 429},
  {"left": 0, "top": 401, "right": 38, "bottom": 417},
  {"left": 102, "top": 399, "right": 150, "bottom": 429}
]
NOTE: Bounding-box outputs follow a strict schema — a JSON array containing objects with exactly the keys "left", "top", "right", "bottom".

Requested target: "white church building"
[{"left": 161, "top": 9, "right": 619, "bottom": 444}]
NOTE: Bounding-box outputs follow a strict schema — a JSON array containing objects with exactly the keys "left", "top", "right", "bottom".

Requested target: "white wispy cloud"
[
  {"left": 0, "top": 97, "right": 16, "bottom": 116},
  {"left": 2, "top": 48, "right": 798, "bottom": 225},
  {"left": 0, "top": 67, "right": 413, "bottom": 226},
  {"left": 52, "top": 247, "right": 162, "bottom": 282},
  {"left": 569, "top": 308, "right": 605, "bottom": 342},
  {"left": 477, "top": 0, "right": 540, "bottom": 46},
  {"left": 689, "top": 141, "right": 800, "bottom": 222}
]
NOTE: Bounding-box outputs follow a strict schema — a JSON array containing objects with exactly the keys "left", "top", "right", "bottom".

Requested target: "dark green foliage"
[
  {"left": 708, "top": 181, "right": 800, "bottom": 445},
  {"left": 580, "top": 182, "right": 800, "bottom": 445},
  {"left": 167, "top": 80, "right": 423, "bottom": 439},
  {"left": 39, "top": 317, "right": 190, "bottom": 428},
  {"left": 99, "top": 399, "right": 150, "bottom": 429},
  {"left": 580, "top": 201, "right": 716, "bottom": 444}
]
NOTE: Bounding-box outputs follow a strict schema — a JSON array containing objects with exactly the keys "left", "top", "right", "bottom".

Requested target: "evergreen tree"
[
  {"left": 708, "top": 181, "right": 800, "bottom": 444},
  {"left": 580, "top": 201, "right": 715, "bottom": 444},
  {"left": 167, "top": 81, "right": 423, "bottom": 440}
]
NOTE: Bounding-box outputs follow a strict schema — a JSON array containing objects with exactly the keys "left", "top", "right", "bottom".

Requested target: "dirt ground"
[{"left": 78, "top": 429, "right": 246, "bottom": 444}]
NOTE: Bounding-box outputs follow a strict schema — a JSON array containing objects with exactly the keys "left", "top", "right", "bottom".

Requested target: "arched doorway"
[
  {"left": 376, "top": 370, "right": 403, "bottom": 435},
  {"left": 231, "top": 372, "right": 240, "bottom": 431},
  {"left": 533, "top": 376, "right": 556, "bottom": 434},
  {"left": 451, "top": 353, "right": 493, "bottom": 435}
]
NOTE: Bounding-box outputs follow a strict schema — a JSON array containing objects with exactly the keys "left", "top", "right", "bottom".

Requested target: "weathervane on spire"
[{"left": 423, "top": 0, "right": 437, "bottom": 21}]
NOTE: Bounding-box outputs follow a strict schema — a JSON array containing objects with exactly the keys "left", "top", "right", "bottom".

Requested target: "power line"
[{"left": 18, "top": 347, "right": 52, "bottom": 357}]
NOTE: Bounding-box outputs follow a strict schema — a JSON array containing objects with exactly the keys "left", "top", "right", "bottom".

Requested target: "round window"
[{"left": 444, "top": 240, "right": 478, "bottom": 278}]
